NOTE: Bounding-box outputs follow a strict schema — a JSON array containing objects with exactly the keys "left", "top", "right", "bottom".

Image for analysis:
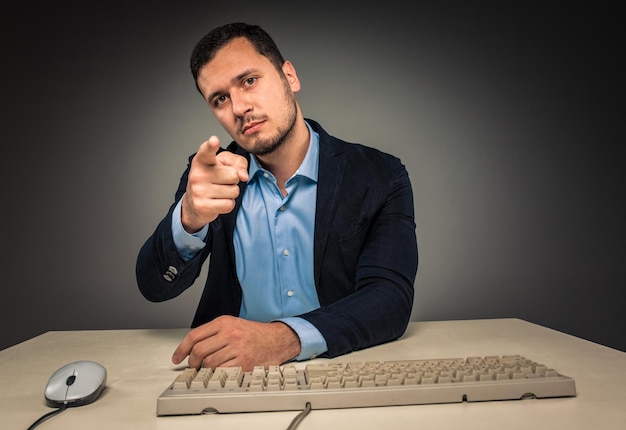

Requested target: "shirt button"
[
  {"left": 263, "top": 172, "right": 270, "bottom": 178},
  {"left": 282, "top": 249, "right": 289, "bottom": 256},
  {"left": 279, "top": 205, "right": 286, "bottom": 211},
  {"left": 287, "top": 290, "right": 294, "bottom": 297}
]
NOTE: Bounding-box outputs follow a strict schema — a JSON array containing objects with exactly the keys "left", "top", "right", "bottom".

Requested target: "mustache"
[{"left": 238, "top": 115, "right": 268, "bottom": 133}]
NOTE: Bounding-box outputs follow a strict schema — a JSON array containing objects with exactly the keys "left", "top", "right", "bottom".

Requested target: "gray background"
[{"left": 2, "top": 2, "right": 624, "bottom": 353}]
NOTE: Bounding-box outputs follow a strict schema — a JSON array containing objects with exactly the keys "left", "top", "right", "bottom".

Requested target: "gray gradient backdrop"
[{"left": 2, "top": 2, "right": 624, "bottom": 352}]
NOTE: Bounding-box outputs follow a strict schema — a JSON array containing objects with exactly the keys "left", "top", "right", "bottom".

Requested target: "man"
[{"left": 136, "top": 22, "right": 418, "bottom": 372}]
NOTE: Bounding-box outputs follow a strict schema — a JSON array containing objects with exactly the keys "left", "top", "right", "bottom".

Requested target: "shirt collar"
[{"left": 248, "top": 120, "right": 319, "bottom": 183}]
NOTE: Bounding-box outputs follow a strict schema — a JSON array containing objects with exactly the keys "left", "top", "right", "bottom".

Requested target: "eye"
[
  {"left": 212, "top": 94, "right": 229, "bottom": 107},
  {"left": 243, "top": 77, "right": 257, "bottom": 87}
]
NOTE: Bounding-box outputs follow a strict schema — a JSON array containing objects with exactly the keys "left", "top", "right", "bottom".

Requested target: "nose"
[{"left": 230, "top": 90, "right": 252, "bottom": 117}]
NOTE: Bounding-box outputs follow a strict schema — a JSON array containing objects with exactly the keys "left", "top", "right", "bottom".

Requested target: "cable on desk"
[
  {"left": 286, "top": 402, "right": 312, "bottom": 430},
  {"left": 27, "top": 403, "right": 68, "bottom": 430}
]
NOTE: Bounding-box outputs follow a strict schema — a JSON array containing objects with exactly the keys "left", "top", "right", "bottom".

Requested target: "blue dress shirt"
[{"left": 172, "top": 122, "right": 328, "bottom": 361}]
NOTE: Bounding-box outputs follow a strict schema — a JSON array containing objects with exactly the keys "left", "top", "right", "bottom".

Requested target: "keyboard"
[{"left": 156, "top": 355, "right": 576, "bottom": 416}]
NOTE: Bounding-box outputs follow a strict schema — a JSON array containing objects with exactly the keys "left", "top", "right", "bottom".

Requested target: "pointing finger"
[{"left": 194, "top": 136, "right": 221, "bottom": 166}]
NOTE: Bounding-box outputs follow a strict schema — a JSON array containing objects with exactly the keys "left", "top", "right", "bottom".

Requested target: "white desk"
[{"left": 3, "top": 319, "right": 625, "bottom": 429}]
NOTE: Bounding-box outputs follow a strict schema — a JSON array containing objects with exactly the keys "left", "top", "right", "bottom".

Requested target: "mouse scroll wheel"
[{"left": 66, "top": 374, "right": 77, "bottom": 386}]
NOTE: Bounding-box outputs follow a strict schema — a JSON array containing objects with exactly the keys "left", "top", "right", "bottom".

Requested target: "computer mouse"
[{"left": 44, "top": 360, "right": 107, "bottom": 407}]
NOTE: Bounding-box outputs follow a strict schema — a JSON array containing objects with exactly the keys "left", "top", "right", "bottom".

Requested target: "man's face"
[{"left": 196, "top": 37, "right": 301, "bottom": 156}]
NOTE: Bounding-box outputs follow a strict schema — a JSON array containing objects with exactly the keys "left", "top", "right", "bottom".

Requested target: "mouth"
[{"left": 241, "top": 120, "right": 265, "bottom": 135}]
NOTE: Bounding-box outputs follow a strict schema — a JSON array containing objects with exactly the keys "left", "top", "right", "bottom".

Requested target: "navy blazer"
[{"left": 136, "top": 119, "right": 418, "bottom": 358}]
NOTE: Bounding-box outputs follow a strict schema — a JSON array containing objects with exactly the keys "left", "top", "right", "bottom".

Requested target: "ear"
[{"left": 281, "top": 61, "right": 301, "bottom": 92}]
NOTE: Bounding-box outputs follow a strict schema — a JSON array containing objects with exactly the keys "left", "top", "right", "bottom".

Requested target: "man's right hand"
[{"left": 181, "top": 136, "right": 249, "bottom": 233}]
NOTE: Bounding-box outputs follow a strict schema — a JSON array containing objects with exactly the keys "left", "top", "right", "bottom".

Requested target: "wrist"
[
  {"left": 181, "top": 195, "right": 212, "bottom": 233},
  {"left": 273, "top": 322, "right": 302, "bottom": 363}
]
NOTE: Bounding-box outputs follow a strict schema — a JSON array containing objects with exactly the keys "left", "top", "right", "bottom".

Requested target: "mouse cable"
[
  {"left": 286, "top": 402, "right": 312, "bottom": 430},
  {"left": 27, "top": 403, "right": 68, "bottom": 430}
]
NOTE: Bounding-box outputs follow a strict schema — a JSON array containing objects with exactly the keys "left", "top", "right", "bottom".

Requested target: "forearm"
[
  {"left": 302, "top": 267, "right": 415, "bottom": 357},
  {"left": 136, "top": 205, "right": 211, "bottom": 302}
]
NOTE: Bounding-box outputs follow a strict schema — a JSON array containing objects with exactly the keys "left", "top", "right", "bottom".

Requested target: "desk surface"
[{"left": 3, "top": 318, "right": 625, "bottom": 429}]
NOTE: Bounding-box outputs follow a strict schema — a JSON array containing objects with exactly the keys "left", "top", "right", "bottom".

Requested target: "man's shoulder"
[{"left": 307, "top": 118, "right": 401, "bottom": 163}]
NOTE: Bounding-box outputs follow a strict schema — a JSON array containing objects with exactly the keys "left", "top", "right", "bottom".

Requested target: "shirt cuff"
[
  {"left": 171, "top": 198, "right": 208, "bottom": 261},
  {"left": 277, "top": 317, "right": 328, "bottom": 361}
]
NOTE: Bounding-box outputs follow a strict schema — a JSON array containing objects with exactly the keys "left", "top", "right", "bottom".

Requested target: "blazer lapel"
[{"left": 314, "top": 137, "right": 346, "bottom": 287}]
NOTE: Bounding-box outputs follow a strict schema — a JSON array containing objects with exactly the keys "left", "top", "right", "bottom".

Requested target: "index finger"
[
  {"left": 171, "top": 325, "right": 217, "bottom": 365},
  {"left": 193, "top": 135, "right": 221, "bottom": 166}
]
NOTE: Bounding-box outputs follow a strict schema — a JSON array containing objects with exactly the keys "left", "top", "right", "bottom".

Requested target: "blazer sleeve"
[{"left": 135, "top": 154, "right": 213, "bottom": 303}]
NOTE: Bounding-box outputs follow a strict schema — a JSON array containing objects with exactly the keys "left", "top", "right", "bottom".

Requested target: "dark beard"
[
  {"left": 246, "top": 78, "right": 299, "bottom": 156},
  {"left": 253, "top": 117, "right": 295, "bottom": 156}
]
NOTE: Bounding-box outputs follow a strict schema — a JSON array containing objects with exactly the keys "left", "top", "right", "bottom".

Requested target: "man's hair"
[{"left": 190, "top": 22, "right": 285, "bottom": 90}]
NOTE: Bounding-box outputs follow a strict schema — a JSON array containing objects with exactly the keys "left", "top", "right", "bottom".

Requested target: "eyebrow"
[{"left": 205, "top": 68, "right": 258, "bottom": 103}]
